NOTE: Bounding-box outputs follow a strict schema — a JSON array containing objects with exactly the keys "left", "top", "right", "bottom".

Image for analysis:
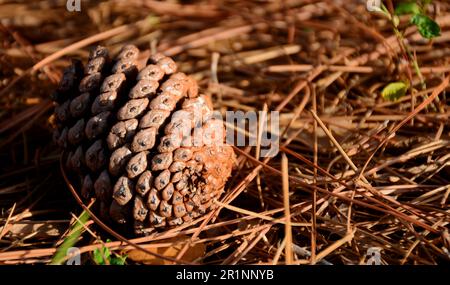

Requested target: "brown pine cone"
[{"left": 52, "top": 45, "right": 235, "bottom": 235}]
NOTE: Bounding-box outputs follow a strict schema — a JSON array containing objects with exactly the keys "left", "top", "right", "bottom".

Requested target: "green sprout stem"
[
  {"left": 394, "top": 25, "right": 426, "bottom": 90},
  {"left": 381, "top": 3, "right": 427, "bottom": 90}
]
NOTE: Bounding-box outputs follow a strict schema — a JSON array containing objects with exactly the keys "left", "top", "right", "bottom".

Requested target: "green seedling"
[
  {"left": 372, "top": 1, "right": 441, "bottom": 100},
  {"left": 93, "top": 239, "right": 127, "bottom": 265}
]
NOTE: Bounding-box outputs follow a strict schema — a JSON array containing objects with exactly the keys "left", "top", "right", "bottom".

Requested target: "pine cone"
[{"left": 52, "top": 45, "right": 235, "bottom": 235}]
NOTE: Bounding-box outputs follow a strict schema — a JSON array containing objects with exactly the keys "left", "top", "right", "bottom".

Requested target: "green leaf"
[
  {"left": 411, "top": 14, "right": 441, "bottom": 39},
  {"left": 104, "top": 247, "right": 111, "bottom": 260},
  {"left": 93, "top": 246, "right": 111, "bottom": 265},
  {"left": 93, "top": 248, "right": 105, "bottom": 265},
  {"left": 93, "top": 241, "right": 126, "bottom": 265},
  {"left": 381, "top": 82, "right": 408, "bottom": 101},
  {"left": 395, "top": 2, "right": 421, "bottom": 15},
  {"left": 110, "top": 254, "right": 127, "bottom": 265}
]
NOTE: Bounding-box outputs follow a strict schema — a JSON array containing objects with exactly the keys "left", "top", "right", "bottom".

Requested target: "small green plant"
[
  {"left": 410, "top": 13, "right": 441, "bottom": 39},
  {"left": 395, "top": 1, "right": 441, "bottom": 39},
  {"left": 372, "top": 1, "right": 441, "bottom": 101},
  {"left": 381, "top": 81, "right": 408, "bottom": 101},
  {"left": 93, "top": 239, "right": 127, "bottom": 265}
]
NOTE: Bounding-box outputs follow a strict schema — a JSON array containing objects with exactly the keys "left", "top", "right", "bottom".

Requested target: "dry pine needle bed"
[{"left": 0, "top": 0, "right": 449, "bottom": 265}]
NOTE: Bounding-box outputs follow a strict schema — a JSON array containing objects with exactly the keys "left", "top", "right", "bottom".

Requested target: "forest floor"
[{"left": 0, "top": 0, "right": 449, "bottom": 265}]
